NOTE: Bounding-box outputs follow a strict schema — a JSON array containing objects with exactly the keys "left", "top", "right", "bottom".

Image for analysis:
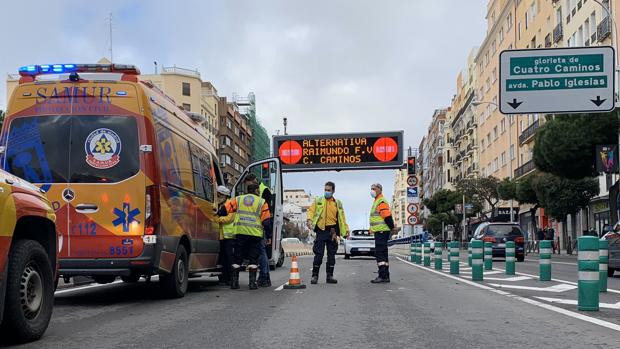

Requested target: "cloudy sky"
[{"left": 0, "top": 0, "right": 487, "bottom": 229}]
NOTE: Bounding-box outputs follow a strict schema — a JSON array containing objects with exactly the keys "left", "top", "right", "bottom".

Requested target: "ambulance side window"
[{"left": 189, "top": 144, "right": 206, "bottom": 200}]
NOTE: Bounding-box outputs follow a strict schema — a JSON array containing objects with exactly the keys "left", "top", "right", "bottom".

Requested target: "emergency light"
[{"left": 18, "top": 63, "right": 140, "bottom": 77}]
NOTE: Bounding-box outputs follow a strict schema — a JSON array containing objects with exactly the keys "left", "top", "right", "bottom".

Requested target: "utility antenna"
[{"left": 108, "top": 13, "right": 114, "bottom": 62}]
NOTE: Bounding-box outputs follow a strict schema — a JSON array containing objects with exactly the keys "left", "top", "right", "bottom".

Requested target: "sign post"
[{"left": 499, "top": 47, "right": 615, "bottom": 114}]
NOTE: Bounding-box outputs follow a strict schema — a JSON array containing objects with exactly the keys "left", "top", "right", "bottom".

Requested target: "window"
[
  {"left": 510, "top": 144, "right": 515, "bottom": 160},
  {"left": 500, "top": 118, "right": 506, "bottom": 133},
  {"left": 156, "top": 126, "right": 194, "bottom": 191},
  {"left": 233, "top": 126, "right": 239, "bottom": 136},
  {"left": 481, "top": 139, "right": 486, "bottom": 149},
  {"left": 182, "top": 103, "right": 191, "bottom": 112},
  {"left": 240, "top": 132, "right": 246, "bottom": 141},
  {"left": 590, "top": 12, "right": 596, "bottom": 36},
  {"left": 518, "top": 22, "right": 521, "bottom": 40},
  {"left": 220, "top": 154, "right": 232, "bottom": 166},
  {"left": 234, "top": 143, "right": 240, "bottom": 154},
  {"left": 492, "top": 96, "right": 498, "bottom": 110},
  {"left": 493, "top": 126, "right": 498, "bottom": 140},
  {"left": 499, "top": 27, "right": 504, "bottom": 42},
  {"left": 182, "top": 82, "right": 191, "bottom": 96},
  {"left": 501, "top": 152, "right": 506, "bottom": 167},
  {"left": 507, "top": 12, "right": 513, "bottom": 29},
  {"left": 492, "top": 68, "right": 497, "bottom": 83},
  {"left": 487, "top": 133, "right": 491, "bottom": 144}
]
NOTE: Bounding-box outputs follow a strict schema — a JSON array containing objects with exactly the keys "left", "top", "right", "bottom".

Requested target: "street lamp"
[{"left": 471, "top": 99, "right": 515, "bottom": 224}]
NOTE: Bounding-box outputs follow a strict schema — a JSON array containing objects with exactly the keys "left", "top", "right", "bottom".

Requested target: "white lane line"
[
  {"left": 488, "top": 283, "right": 577, "bottom": 293},
  {"left": 535, "top": 297, "right": 620, "bottom": 309},
  {"left": 274, "top": 284, "right": 285, "bottom": 291},
  {"left": 396, "top": 257, "right": 620, "bottom": 333},
  {"left": 552, "top": 261, "right": 578, "bottom": 266},
  {"left": 484, "top": 276, "right": 533, "bottom": 282},
  {"left": 55, "top": 280, "right": 123, "bottom": 295}
]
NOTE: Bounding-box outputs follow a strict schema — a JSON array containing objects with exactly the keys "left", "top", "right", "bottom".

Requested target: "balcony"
[
  {"left": 519, "top": 120, "right": 540, "bottom": 144},
  {"left": 553, "top": 23, "right": 563, "bottom": 43},
  {"left": 545, "top": 33, "right": 552, "bottom": 48},
  {"left": 514, "top": 160, "right": 536, "bottom": 179},
  {"left": 598, "top": 16, "right": 611, "bottom": 42},
  {"left": 467, "top": 163, "right": 479, "bottom": 177}
]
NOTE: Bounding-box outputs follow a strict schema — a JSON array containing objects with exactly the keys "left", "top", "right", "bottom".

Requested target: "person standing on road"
[
  {"left": 218, "top": 183, "right": 272, "bottom": 290},
  {"left": 306, "top": 181, "right": 349, "bottom": 284},
  {"left": 368, "top": 183, "right": 396, "bottom": 284},
  {"left": 244, "top": 173, "right": 273, "bottom": 287},
  {"left": 215, "top": 186, "right": 236, "bottom": 286}
]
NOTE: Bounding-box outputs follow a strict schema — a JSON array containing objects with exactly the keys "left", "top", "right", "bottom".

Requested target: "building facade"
[
  {"left": 425, "top": 109, "right": 448, "bottom": 199},
  {"left": 234, "top": 93, "right": 270, "bottom": 163},
  {"left": 391, "top": 168, "right": 408, "bottom": 230},
  {"left": 141, "top": 65, "right": 220, "bottom": 149},
  {"left": 218, "top": 97, "right": 252, "bottom": 185}
]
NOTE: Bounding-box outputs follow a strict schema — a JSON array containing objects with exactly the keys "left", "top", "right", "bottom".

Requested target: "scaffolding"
[{"left": 233, "top": 92, "right": 270, "bottom": 163}]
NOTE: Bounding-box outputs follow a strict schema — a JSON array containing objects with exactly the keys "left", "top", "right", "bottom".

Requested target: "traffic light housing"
[{"left": 407, "top": 156, "right": 416, "bottom": 175}]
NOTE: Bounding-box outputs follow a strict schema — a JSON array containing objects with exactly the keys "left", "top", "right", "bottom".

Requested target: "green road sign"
[{"left": 499, "top": 47, "right": 615, "bottom": 114}]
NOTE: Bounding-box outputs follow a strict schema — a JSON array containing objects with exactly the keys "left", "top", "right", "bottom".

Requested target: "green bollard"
[
  {"left": 434, "top": 242, "right": 443, "bottom": 270},
  {"left": 468, "top": 244, "right": 472, "bottom": 267},
  {"left": 505, "top": 241, "right": 515, "bottom": 275},
  {"left": 471, "top": 240, "right": 483, "bottom": 281},
  {"left": 449, "top": 241, "right": 459, "bottom": 274},
  {"left": 410, "top": 240, "right": 415, "bottom": 262},
  {"left": 484, "top": 241, "right": 493, "bottom": 270},
  {"left": 539, "top": 240, "right": 552, "bottom": 281},
  {"left": 578, "top": 236, "right": 599, "bottom": 311},
  {"left": 423, "top": 242, "right": 431, "bottom": 266},
  {"left": 415, "top": 243, "right": 421, "bottom": 264},
  {"left": 599, "top": 239, "right": 608, "bottom": 293}
]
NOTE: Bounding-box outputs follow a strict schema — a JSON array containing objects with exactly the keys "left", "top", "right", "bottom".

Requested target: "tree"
[
  {"left": 497, "top": 177, "right": 516, "bottom": 201},
  {"left": 533, "top": 173, "right": 599, "bottom": 242},
  {"left": 457, "top": 177, "right": 500, "bottom": 218},
  {"left": 423, "top": 189, "right": 461, "bottom": 214},
  {"left": 534, "top": 111, "right": 619, "bottom": 179},
  {"left": 426, "top": 212, "right": 458, "bottom": 236}
]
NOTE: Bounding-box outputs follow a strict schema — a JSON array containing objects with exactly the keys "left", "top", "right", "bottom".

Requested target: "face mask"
[
  {"left": 324, "top": 191, "right": 333, "bottom": 199},
  {"left": 370, "top": 190, "right": 377, "bottom": 198}
]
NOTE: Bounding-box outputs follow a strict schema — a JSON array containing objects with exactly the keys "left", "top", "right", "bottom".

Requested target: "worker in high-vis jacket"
[
  {"left": 218, "top": 183, "right": 272, "bottom": 290},
  {"left": 215, "top": 185, "right": 235, "bottom": 286},
  {"left": 244, "top": 173, "right": 272, "bottom": 287},
  {"left": 368, "top": 183, "right": 396, "bottom": 283},
  {"left": 306, "top": 181, "right": 349, "bottom": 284}
]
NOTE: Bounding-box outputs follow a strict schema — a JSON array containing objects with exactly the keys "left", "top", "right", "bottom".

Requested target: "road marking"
[
  {"left": 535, "top": 297, "right": 620, "bottom": 309},
  {"left": 55, "top": 280, "right": 123, "bottom": 295},
  {"left": 488, "top": 283, "right": 577, "bottom": 292},
  {"left": 396, "top": 256, "right": 620, "bottom": 333},
  {"left": 552, "top": 261, "right": 578, "bottom": 266},
  {"left": 274, "top": 284, "right": 285, "bottom": 291},
  {"left": 484, "top": 276, "right": 533, "bottom": 282}
]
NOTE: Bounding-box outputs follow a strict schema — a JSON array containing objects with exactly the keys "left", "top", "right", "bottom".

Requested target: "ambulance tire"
[
  {"left": 276, "top": 247, "right": 285, "bottom": 268},
  {"left": 160, "top": 245, "right": 189, "bottom": 299},
  {"left": 1, "top": 240, "right": 54, "bottom": 343},
  {"left": 121, "top": 274, "right": 141, "bottom": 283}
]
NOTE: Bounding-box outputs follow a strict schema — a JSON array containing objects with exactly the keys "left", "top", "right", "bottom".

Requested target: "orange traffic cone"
[{"left": 283, "top": 255, "right": 306, "bottom": 289}]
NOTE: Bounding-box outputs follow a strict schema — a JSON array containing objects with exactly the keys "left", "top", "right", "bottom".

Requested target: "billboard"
[{"left": 273, "top": 131, "right": 404, "bottom": 172}]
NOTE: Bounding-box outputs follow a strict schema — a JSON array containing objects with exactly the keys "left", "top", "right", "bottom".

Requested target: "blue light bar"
[{"left": 18, "top": 63, "right": 78, "bottom": 76}]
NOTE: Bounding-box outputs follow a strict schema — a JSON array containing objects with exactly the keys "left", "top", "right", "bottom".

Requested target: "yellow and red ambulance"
[
  {"left": 0, "top": 168, "right": 56, "bottom": 342},
  {"left": 0, "top": 63, "right": 283, "bottom": 298}
]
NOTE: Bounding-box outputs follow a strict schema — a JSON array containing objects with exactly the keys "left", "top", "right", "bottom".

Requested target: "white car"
[{"left": 344, "top": 229, "right": 375, "bottom": 259}]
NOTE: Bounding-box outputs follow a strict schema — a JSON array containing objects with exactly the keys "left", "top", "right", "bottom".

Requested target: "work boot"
[
  {"left": 248, "top": 269, "right": 258, "bottom": 290},
  {"left": 326, "top": 265, "right": 337, "bottom": 284},
  {"left": 311, "top": 265, "right": 320, "bottom": 284},
  {"left": 230, "top": 268, "right": 240, "bottom": 289},
  {"left": 258, "top": 275, "right": 272, "bottom": 287},
  {"left": 371, "top": 266, "right": 390, "bottom": 283}
]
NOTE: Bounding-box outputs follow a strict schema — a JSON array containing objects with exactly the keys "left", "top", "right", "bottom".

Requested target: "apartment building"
[{"left": 218, "top": 97, "right": 252, "bottom": 184}]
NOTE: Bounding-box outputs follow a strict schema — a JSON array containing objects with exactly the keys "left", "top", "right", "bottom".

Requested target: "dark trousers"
[
  {"left": 374, "top": 231, "right": 389, "bottom": 263},
  {"left": 313, "top": 227, "right": 338, "bottom": 274},
  {"left": 218, "top": 239, "right": 235, "bottom": 282},
  {"left": 233, "top": 235, "right": 262, "bottom": 267},
  {"left": 374, "top": 231, "right": 390, "bottom": 278}
]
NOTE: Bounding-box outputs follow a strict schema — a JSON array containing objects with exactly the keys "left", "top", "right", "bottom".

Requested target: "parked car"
[
  {"left": 0, "top": 169, "right": 57, "bottom": 343},
  {"left": 344, "top": 229, "right": 375, "bottom": 259},
  {"left": 471, "top": 222, "right": 526, "bottom": 262},
  {"left": 602, "top": 222, "right": 620, "bottom": 277}
]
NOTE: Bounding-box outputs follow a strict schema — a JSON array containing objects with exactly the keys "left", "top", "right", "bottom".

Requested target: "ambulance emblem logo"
[{"left": 85, "top": 128, "right": 122, "bottom": 169}]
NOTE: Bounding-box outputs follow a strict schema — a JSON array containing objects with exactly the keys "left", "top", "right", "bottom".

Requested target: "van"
[{"left": 0, "top": 63, "right": 283, "bottom": 298}]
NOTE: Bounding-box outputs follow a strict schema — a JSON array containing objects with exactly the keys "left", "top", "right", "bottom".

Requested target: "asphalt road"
[{"left": 4, "top": 254, "right": 620, "bottom": 349}]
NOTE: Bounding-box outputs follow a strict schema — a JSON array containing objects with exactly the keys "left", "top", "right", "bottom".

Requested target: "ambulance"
[
  {"left": 0, "top": 63, "right": 283, "bottom": 298},
  {"left": 0, "top": 169, "right": 56, "bottom": 342}
]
